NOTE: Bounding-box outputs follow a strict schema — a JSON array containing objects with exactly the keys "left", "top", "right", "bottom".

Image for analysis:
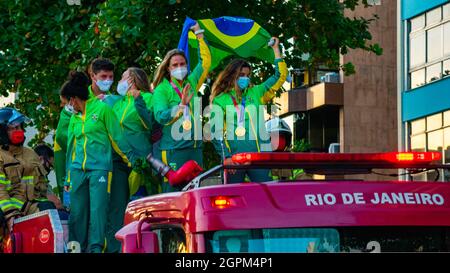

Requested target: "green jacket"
[
  {"left": 211, "top": 58, "right": 288, "bottom": 158},
  {"left": 152, "top": 36, "right": 211, "bottom": 151},
  {"left": 66, "top": 97, "right": 137, "bottom": 179},
  {"left": 112, "top": 92, "right": 153, "bottom": 158},
  {"left": 54, "top": 108, "right": 72, "bottom": 191}
]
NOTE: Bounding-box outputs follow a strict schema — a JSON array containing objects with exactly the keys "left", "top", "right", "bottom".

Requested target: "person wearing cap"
[
  {"left": 152, "top": 21, "right": 211, "bottom": 192},
  {"left": 209, "top": 37, "right": 288, "bottom": 183},
  {"left": 0, "top": 108, "right": 55, "bottom": 240}
]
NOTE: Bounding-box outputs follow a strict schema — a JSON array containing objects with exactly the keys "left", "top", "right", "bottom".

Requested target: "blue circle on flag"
[{"left": 213, "top": 17, "right": 255, "bottom": 37}]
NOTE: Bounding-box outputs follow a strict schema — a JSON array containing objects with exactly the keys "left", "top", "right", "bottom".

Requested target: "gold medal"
[
  {"left": 183, "top": 120, "right": 192, "bottom": 131},
  {"left": 235, "top": 126, "right": 246, "bottom": 137}
]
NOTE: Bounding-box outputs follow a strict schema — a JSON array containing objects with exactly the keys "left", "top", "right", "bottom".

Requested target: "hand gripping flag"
[{"left": 178, "top": 16, "right": 275, "bottom": 72}]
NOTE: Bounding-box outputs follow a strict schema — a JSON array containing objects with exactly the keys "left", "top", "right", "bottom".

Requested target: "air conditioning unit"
[
  {"left": 323, "top": 72, "right": 340, "bottom": 83},
  {"left": 328, "top": 143, "right": 340, "bottom": 153}
]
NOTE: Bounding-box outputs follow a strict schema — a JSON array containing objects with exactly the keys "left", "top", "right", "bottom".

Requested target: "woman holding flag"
[
  {"left": 152, "top": 22, "right": 211, "bottom": 193},
  {"left": 209, "top": 37, "right": 288, "bottom": 183}
]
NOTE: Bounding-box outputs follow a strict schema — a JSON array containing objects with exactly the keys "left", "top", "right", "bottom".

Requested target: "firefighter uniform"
[
  {"left": 211, "top": 58, "right": 288, "bottom": 183},
  {"left": 0, "top": 146, "right": 53, "bottom": 218},
  {"left": 152, "top": 36, "right": 211, "bottom": 193},
  {"left": 66, "top": 96, "right": 137, "bottom": 253}
]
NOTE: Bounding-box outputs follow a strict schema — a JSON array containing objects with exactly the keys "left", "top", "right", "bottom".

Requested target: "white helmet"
[{"left": 265, "top": 117, "right": 292, "bottom": 134}]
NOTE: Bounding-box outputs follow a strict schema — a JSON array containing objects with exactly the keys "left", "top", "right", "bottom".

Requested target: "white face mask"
[
  {"left": 170, "top": 66, "right": 188, "bottom": 81},
  {"left": 64, "top": 102, "right": 77, "bottom": 114},
  {"left": 117, "top": 80, "right": 129, "bottom": 96},
  {"left": 95, "top": 79, "right": 113, "bottom": 92}
]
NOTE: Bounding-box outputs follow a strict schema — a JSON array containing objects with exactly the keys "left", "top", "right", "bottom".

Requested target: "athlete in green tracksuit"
[
  {"left": 209, "top": 37, "right": 287, "bottom": 183},
  {"left": 62, "top": 71, "right": 138, "bottom": 253},
  {"left": 54, "top": 108, "right": 72, "bottom": 201},
  {"left": 152, "top": 22, "right": 211, "bottom": 192},
  {"left": 54, "top": 59, "right": 115, "bottom": 202},
  {"left": 103, "top": 67, "right": 156, "bottom": 253}
]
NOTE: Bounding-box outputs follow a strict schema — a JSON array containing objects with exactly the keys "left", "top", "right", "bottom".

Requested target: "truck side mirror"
[{"left": 115, "top": 220, "right": 160, "bottom": 253}]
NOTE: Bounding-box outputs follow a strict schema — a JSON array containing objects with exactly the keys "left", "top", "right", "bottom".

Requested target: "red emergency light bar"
[{"left": 230, "top": 152, "right": 442, "bottom": 169}]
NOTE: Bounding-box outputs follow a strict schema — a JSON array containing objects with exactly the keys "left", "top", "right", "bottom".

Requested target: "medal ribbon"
[{"left": 229, "top": 94, "right": 246, "bottom": 128}]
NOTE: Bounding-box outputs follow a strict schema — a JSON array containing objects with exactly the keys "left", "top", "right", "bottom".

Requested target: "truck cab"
[{"left": 116, "top": 151, "right": 450, "bottom": 253}]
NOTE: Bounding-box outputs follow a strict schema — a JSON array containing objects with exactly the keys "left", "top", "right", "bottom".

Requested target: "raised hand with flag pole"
[{"left": 152, "top": 20, "right": 212, "bottom": 193}]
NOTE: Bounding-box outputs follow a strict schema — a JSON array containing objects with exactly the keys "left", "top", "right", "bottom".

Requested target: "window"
[
  {"left": 427, "top": 113, "right": 442, "bottom": 131},
  {"left": 410, "top": 33, "right": 426, "bottom": 68},
  {"left": 409, "top": 112, "right": 450, "bottom": 182},
  {"left": 426, "top": 7, "right": 442, "bottom": 26},
  {"left": 427, "top": 26, "right": 443, "bottom": 62},
  {"left": 444, "top": 111, "right": 450, "bottom": 126},
  {"left": 411, "top": 134, "right": 426, "bottom": 152},
  {"left": 411, "top": 118, "right": 426, "bottom": 135},
  {"left": 427, "top": 129, "right": 443, "bottom": 152},
  {"left": 444, "top": 127, "right": 450, "bottom": 163},
  {"left": 444, "top": 59, "right": 450, "bottom": 77},
  {"left": 153, "top": 227, "right": 187, "bottom": 253},
  {"left": 444, "top": 23, "right": 450, "bottom": 56},
  {"left": 426, "top": 63, "right": 442, "bottom": 83},
  {"left": 411, "top": 15, "right": 425, "bottom": 32},
  {"left": 206, "top": 228, "right": 340, "bottom": 253},
  {"left": 367, "top": 0, "right": 381, "bottom": 6},
  {"left": 444, "top": 3, "right": 450, "bottom": 19},
  {"left": 411, "top": 68, "right": 425, "bottom": 88},
  {"left": 408, "top": 5, "right": 450, "bottom": 89},
  {"left": 339, "top": 227, "right": 450, "bottom": 252}
]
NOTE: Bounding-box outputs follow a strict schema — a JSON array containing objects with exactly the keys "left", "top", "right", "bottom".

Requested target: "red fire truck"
[
  {"left": 5, "top": 151, "right": 450, "bottom": 253},
  {"left": 115, "top": 151, "right": 450, "bottom": 253}
]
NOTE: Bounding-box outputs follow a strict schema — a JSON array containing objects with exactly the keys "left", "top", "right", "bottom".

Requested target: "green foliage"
[
  {"left": 0, "top": 0, "right": 381, "bottom": 150},
  {"left": 292, "top": 139, "right": 312, "bottom": 152}
]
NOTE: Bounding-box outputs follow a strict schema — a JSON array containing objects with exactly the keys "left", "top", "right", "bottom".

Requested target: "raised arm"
[
  {"left": 254, "top": 37, "right": 288, "bottom": 104},
  {"left": 187, "top": 22, "right": 212, "bottom": 92}
]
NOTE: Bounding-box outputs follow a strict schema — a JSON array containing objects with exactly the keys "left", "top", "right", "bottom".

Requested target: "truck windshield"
[
  {"left": 205, "top": 227, "right": 450, "bottom": 253},
  {"left": 206, "top": 228, "right": 340, "bottom": 253}
]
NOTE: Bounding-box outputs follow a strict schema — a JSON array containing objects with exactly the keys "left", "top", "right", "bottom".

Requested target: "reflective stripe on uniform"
[
  {"left": 10, "top": 197, "right": 24, "bottom": 207},
  {"left": 21, "top": 176, "right": 34, "bottom": 184},
  {"left": 162, "top": 150, "right": 168, "bottom": 182},
  {"left": 0, "top": 176, "right": 11, "bottom": 190},
  {"left": 108, "top": 134, "right": 131, "bottom": 168},
  {"left": 0, "top": 199, "right": 20, "bottom": 211},
  {"left": 107, "top": 171, "right": 112, "bottom": 194}
]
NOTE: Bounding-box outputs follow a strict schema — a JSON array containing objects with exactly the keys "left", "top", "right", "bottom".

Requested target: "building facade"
[
  {"left": 275, "top": 0, "right": 398, "bottom": 166},
  {"left": 399, "top": 0, "right": 450, "bottom": 181}
]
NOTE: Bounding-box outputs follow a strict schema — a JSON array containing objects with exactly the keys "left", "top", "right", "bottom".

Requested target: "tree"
[{"left": 0, "top": 0, "right": 381, "bottom": 151}]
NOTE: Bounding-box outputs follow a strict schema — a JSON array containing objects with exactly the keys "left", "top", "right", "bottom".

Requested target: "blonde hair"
[
  {"left": 128, "top": 67, "right": 150, "bottom": 92},
  {"left": 210, "top": 59, "right": 251, "bottom": 103},
  {"left": 152, "top": 49, "right": 187, "bottom": 88}
]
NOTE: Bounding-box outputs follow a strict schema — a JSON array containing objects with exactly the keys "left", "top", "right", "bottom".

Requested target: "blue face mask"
[
  {"left": 237, "top": 77, "right": 250, "bottom": 90},
  {"left": 95, "top": 79, "right": 113, "bottom": 92},
  {"left": 117, "top": 80, "right": 129, "bottom": 96}
]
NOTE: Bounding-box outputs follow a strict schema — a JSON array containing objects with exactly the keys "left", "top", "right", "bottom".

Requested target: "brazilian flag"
[{"left": 178, "top": 16, "right": 275, "bottom": 71}]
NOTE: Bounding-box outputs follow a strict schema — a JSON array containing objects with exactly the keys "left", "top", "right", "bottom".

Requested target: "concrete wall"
[{"left": 341, "top": 1, "right": 398, "bottom": 154}]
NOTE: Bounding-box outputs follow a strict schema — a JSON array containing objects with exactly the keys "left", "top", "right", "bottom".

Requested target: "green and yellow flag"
[{"left": 178, "top": 16, "right": 275, "bottom": 71}]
